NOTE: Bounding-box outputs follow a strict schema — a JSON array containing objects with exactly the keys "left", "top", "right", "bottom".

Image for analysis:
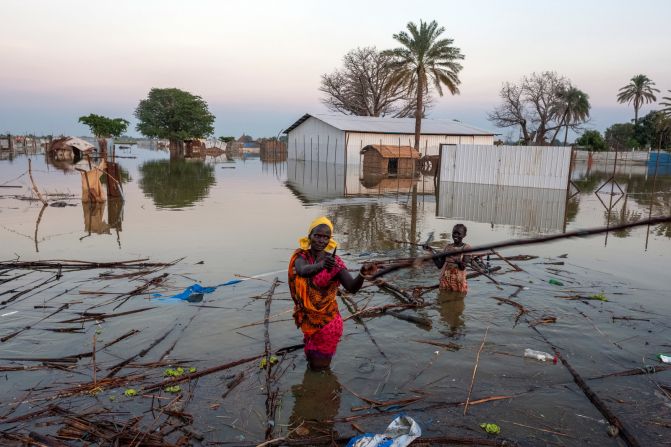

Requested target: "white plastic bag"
[{"left": 346, "top": 415, "right": 421, "bottom": 447}]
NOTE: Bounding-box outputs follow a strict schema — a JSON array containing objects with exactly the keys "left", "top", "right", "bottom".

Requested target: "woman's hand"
[
  {"left": 321, "top": 255, "right": 336, "bottom": 271},
  {"left": 359, "top": 262, "right": 378, "bottom": 278}
]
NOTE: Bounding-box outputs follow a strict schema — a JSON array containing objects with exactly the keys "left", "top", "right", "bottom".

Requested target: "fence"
[{"left": 439, "top": 144, "right": 572, "bottom": 190}]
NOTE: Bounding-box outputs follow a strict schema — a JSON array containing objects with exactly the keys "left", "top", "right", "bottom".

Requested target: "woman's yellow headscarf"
[{"left": 299, "top": 216, "right": 338, "bottom": 251}]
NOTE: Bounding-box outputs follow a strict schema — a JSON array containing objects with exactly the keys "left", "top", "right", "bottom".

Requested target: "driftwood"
[
  {"left": 531, "top": 326, "right": 641, "bottom": 447},
  {"left": 143, "top": 343, "right": 304, "bottom": 392},
  {"left": 340, "top": 294, "right": 388, "bottom": 359}
]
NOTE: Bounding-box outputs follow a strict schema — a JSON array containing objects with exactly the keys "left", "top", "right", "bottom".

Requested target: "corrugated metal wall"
[
  {"left": 440, "top": 145, "right": 572, "bottom": 190},
  {"left": 287, "top": 117, "right": 345, "bottom": 164},
  {"left": 346, "top": 133, "right": 493, "bottom": 166},
  {"left": 437, "top": 181, "right": 567, "bottom": 234}
]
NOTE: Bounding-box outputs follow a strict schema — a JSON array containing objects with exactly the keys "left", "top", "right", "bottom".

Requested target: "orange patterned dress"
[
  {"left": 439, "top": 243, "right": 470, "bottom": 293},
  {"left": 288, "top": 249, "right": 345, "bottom": 357}
]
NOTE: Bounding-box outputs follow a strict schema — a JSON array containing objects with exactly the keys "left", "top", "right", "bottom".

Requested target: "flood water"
[{"left": 1, "top": 145, "right": 670, "bottom": 446}]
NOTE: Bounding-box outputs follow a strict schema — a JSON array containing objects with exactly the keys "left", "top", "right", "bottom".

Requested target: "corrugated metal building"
[{"left": 284, "top": 113, "right": 496, "bottom": 166}]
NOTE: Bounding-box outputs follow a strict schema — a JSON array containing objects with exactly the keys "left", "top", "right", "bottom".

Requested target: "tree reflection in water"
[
  {"left": 139, "top": 159, "right": 215, "bottom": 209},
  {"left": 288, "top": 368, "right": 341, "bottom": 438}
]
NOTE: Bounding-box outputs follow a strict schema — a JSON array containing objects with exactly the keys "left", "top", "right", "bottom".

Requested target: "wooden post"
[{"left": 8, "top": 134, "right": 14, "bottom": 152}]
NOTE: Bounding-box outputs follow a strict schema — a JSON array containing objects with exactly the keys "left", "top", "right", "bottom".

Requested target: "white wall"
[
  {"left": 345, "top": 133, "right": 494, "bottom": 166},
  {"left": 440, "top": 145, "right": 572, "bottom": 190},
  {"left": 287, "top": 117, "right": 345, "bottom": 164}
]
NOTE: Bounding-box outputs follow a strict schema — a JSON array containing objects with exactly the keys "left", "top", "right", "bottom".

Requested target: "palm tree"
[
  {"left": 660, "top": 90, "right": 671, "bottom": 117},
  {"left": 617, "top": 74, "right": 660, "bottom": 125},
  {"left": 550, "top": 86, "right": 591, "bottom": 145},
  {"left": 383, "top": 20, "right": 464, "bottom": 150}
]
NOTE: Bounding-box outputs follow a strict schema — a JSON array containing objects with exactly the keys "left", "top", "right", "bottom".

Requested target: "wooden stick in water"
[
  {"left": 464, "top": 326, "right": 489, "bottom": 415},
  {"left": 371, "top": 216, "right": 671, "bottom": 279}
]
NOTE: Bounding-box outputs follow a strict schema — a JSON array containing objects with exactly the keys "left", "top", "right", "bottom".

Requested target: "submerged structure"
[{"left": 284, "top": 113, "right": 496, "bottom": 166}]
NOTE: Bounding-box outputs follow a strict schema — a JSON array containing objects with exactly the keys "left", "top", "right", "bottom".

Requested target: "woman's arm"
[
  {"left": 294, "top": 255, "right": 335, "bottom": 277},
  {"left": 336, "top": 263, "right": 377, "bottom": 293}
]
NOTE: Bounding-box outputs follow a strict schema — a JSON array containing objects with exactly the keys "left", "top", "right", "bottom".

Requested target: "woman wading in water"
[{"left": 288, "top": 216, "right": 376, "bottom": 370}]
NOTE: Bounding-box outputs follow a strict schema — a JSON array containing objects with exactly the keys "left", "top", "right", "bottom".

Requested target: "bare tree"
[
  {"left": 488, "top": 72, "right": 588, "bottom": 145},
  {"left": 320, "top": 47, "right": 428, "bottom": 117}
]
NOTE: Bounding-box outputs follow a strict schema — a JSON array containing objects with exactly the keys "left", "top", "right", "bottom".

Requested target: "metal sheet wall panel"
[
  {"left": 437, "top": 181, "right": 566, "bottom": 234},
  {"left": 287, "top": 117, "right": 345, "bottom": 164},
  {"left": 440, "top": 145, "right": 571, "bottom": 190}
]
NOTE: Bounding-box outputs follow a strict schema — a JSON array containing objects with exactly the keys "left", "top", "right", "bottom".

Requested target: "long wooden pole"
[{"left": 371, "top": 216, "right": 671, "bottom": 279}]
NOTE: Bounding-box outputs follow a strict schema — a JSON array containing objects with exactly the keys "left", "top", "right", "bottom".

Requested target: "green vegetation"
[
  {"left": 78, "top": 114, "right": 129, "bottom": 155},
  {"left": 576, "top": 130, "right": 607, "bottom": 151},
  {"left": 552, "top": 86, "right": 590, "bottom": 145},
  {"left": 134, "top": 88, "right": 215, "bottom": 157},
  {"left": 617, "top": 74, "right": 659, "bottom": 126},
  {"left": 661, "top": 90, "right": 671, "bottom": 116},
  {"left": 383, "top": 20, "right": 464, "bottom": 149},
  {"left": 605, "top": 123, "right": 637, "bottom": 150},
  {"left": 218, "top": 136, "right": 235, "bottom": 143}
]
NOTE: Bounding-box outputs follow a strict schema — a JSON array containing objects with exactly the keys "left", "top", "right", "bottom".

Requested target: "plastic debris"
[
  {"left": 548, "top": 279, "right": 564, "bottom": 286},
  {"left": 480, "top": 423, "right": 501, "bottom": 435},
  {"left": 346, "top": 415, "right": 421, "bottom": 447},
  {"left": 524, "top": 348, "right": 557, "bottom": 363},
  {"left": 658, "top": 354, "right": 671, "bottom": 364},
  {"left": 1, "top": 311, "right": 18, "bottom": 317},
  {"left": 124, "top": 389, "right": 137, "bottom": 397}
]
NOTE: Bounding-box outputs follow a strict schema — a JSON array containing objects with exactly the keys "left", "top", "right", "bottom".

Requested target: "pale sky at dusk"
[{"left": 1, "top": 0, "right": 670, "bottom": 139}]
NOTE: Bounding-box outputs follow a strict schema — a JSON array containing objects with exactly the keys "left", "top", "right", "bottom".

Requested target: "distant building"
[{"left": 284, "top": 113, "right": 496, "bottom": 166}]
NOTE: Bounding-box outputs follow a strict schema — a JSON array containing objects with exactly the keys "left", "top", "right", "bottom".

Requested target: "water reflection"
[
  {"left": 81, "top": 200, "right": 124, "bottom": 245},
  {"left": 436, "top": 182, "right": 567, "bottom": 235},
  {"left": 437, "top": 291, "right": 466, "bottom": 338},
  {"left": 139, "top": 159, "right": 215, "bottom": 209},
  {"left": 288, "top": 368, "right": 341, "bottom": 438},
  {"left": 286, "top": 159, "right": 435, "bottom": 204}
]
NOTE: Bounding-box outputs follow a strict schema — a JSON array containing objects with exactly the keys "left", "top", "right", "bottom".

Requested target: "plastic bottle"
[
  {"left": 524, "top": 348, "right": 557, "bottom": 363},
  {"left": 548, "top": 278, "right": 564, "bottom": 286}
]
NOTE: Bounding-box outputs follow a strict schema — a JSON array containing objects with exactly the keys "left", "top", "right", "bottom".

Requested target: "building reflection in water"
[
  {"left": 436, "top": 181, "right": 568, "bottom": 236},
  {"left": 288, "top": 368, "right": 341, "bottom": 438}
]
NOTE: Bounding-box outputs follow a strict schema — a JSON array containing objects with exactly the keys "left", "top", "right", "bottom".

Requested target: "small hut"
[
  {"left": 48, "top": 137, "right": 95, "bottom": 162},
  {"left": 361, "top": 145, "right": 420, "bottom": 177}
]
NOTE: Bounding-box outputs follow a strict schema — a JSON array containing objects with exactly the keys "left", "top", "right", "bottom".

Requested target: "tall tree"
[
  {"left": 134, "top": 88, "right": 215, "bottom": 158},
  {"left": 383, "top": 20, "right": 464, "bottom": 150},
  {"left": 617, "top": 74, "right": 660, "bottom": 125},
  {"left": 660, "top": 90, "right": 671, "bottom": 117},
  {"left": 488, "top": 72, "right": 574, "bottom": 145},
  {"left": 78, "top": 114, "right": 129, "bottom": 156},
  {"left": 550, "top": 86, "right": 591, "bottom": 145},
  {"left": 320, "top": 47, "right": 423, "bottom": 117}
]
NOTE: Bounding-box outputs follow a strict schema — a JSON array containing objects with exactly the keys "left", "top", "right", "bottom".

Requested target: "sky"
[{"left": 1, "top": 0, "right": 670, "bottom": 139}]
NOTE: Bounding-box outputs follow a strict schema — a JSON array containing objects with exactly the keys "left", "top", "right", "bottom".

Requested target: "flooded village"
[{"left": 2, "top": 3, "right": 671, "bottom": 447}]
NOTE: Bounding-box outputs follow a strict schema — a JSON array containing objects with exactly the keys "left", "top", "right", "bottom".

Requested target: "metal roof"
[
  {"left": 284, "top": 113, "right": 496, "bottom": 136},
  {"left": 361, "top": 145, "right": 420, "bottom": 159}
]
